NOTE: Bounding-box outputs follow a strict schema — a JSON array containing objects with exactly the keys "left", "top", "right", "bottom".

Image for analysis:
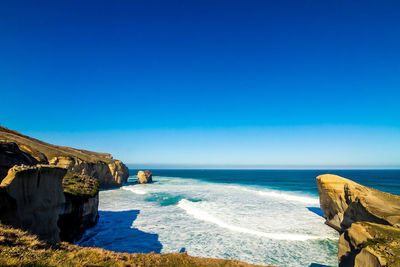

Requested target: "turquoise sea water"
[{"left": 78, "top": 170, "right": 400, "bottom": 267}]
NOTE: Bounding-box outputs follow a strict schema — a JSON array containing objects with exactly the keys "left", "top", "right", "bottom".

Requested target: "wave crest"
[{"left": 122, "top": 186, "right": 147, "bottom": 195}]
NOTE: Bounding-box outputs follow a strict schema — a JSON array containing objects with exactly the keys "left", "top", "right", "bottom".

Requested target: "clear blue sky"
[{"left": 1, "top": 1, "right": 399, "bottom": 168}]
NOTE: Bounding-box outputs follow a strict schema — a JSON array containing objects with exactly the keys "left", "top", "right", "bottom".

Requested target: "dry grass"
[
  {"left": 359, "top": 222, "right": 400, "bottom": 266},
  {"left": 0, "top": 224, "right": 270, "bottom": 267},
  {"left": 62, "top": 171, "right": 99, "bottom": 198}
]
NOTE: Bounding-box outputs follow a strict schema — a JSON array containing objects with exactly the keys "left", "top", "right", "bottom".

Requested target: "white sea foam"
[
  {"left": 178, "top": 199, "right": 319, "bottom": 241},
  {"left": 122, "top": 186, "right": 147, "bottom": 195},
  {"left": 229, "top": 186, "right": 319, "bottom": 204},
  {"left": 83, "top": 176, "right": 339, "bottom": 267}
]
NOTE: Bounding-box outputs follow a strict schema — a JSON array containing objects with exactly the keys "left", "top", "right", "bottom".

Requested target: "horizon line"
[{"left": 125, "top": 164, "right": 400, "bottom": 170}]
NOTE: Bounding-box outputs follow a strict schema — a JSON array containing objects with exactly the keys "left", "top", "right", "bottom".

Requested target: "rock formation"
[
  {"left": 58, "top": 171, "right": 100, "bottom": 242},
  {"left": 317, "top": 174, "right": 400, "bottom": 266},
  {"left": 338, "top": 222, "right": 400, "bottom": 267},
  {"left": 137, "top": 170, "right": 153, "bottom": 183},
  {"left": 0, "top": 126, "right": 129, "bottom": 188},
  {"left": 0, "top": 126, "right": 120, "bottom": 243},
  {"left": 0, "top": 142, "right": 39, "bottom": 181},
  {"left": 0, "top": 165, "right": 100, "bottom": 243},
  {"left": 317, "top": 174, "right": 400, "bottom": 231},
  {"left": 0, "top": 165, "right": 66, "bottom": 243}
]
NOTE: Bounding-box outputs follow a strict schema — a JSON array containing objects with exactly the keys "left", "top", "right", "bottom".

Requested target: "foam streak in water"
[
  {"left": 178, "top": 199, "right": 319, "bottom": 241},
  {"left": 230, "top": 186, "right": 319, "bottom": 204},
  {"left": 122, "top": 186, "right": 147, "bottom": 195}
]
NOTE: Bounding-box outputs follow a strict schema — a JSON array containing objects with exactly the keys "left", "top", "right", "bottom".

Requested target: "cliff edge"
[
  {"left": 0, "top": 126, "right": 129, "bottom": 188},
  {"left": 0, "top": 165, "right": 66, "bottom": 243},
  {"left": 0, "top": 165, "right": 100, "bottom": 243},
  {"left": 317, "top": 174, "right": 400, "bottom": 267}
]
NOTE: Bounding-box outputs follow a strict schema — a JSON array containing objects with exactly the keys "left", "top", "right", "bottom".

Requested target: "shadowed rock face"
[
  {"left": 137, "top": 170, "right": 152, "bottom": 184},
  {"left": 0, "top": 126, "right": 129, "bottom": 188},
  {"left": 0, "top": 165, "right": 100, "bottom": 243},
  {"left": 58, "top": 172, "right": 100, "bottom": 242},
  {"left": 0, "top": 142, "right": 40, "bottom": 183},
  {"left": 0, "top": 165, "right": 66, "bottom": 243},
  {"left": 316, "top": 174, "right": 400, "bottom": 267}
]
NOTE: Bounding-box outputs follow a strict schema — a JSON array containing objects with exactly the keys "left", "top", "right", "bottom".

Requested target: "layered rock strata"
[{"left": 317, "top": 174, "right": 400, "bottom": 267}]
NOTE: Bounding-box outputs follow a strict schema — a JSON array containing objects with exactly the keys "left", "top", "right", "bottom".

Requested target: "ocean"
[{"left": 78, "top": 170, "right": 400, "bottom": 267}]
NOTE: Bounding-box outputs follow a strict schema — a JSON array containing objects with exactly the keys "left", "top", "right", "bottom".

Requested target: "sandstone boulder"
[{"left": 137, "top": 170, "right": 152, "bottom": 184}]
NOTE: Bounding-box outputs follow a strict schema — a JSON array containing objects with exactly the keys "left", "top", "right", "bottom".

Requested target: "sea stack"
[
  {"left": 316, "top": 174, "right": 400, "bottom": 267},
  {"left": 137, "top": 170, "right": 152, "bottom": 184}
]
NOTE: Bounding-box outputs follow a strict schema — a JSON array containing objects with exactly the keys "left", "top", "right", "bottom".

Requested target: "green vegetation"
[
  {"left": 62, "top": 171, "right": 99, "bottom": 198},
  {"left": 359, "top": 222, "right": 400, "bottom": 266},
  {"left": 0, "top": 223, "right": 265, "bottom": 267}
]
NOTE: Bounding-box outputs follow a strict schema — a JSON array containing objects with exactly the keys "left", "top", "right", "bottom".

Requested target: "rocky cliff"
[
  {"left": 0, "top": 165, "right": 66, "bottom": 243},
  {"left": 317, "top": 174, "right": 400, "bottom": 267},
  {"left": 59, "top": 171, "right": 100, "bottom": 242},
  {"left": 0, "top": 126, "right": 129, "bottom": 188},
  {"left": 0, "top": 165, "right": 99, "bottom": 243}
]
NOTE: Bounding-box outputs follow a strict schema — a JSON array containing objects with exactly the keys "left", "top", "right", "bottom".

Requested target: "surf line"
[{"left": 178, "top": 199, "right": 320, "bottom": 241}]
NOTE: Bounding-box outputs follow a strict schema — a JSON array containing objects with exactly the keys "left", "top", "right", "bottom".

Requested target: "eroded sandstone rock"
[
  {"left": 316, "top": 174, "right": 400, "bottom": 231},
  {"left": 338, "top": 222, "right": 400, "bottom": 267},
  {"left": 137, "top": 170, "right": 152, "bottom": 183},
  {"left": 0, "top": 126, "right": 129, "bottom": 188},
  {"left": 317, "top": 174, "right": 400, "bottom": 266},
  {"left": 0, "top": 165, "right": 66, "bottom": 243}
]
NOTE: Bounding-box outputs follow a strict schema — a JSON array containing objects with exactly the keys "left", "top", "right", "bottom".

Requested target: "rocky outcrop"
[
  {"left": 317, "top": 174, "right": 400, "bottom": 266},
  {"left": 58, "top": 172, "right": 100, "bottom": 242},
  {"left": 0, "top": 126, "right": 129, "bottom": 187},
  {"left": 0, "top": 165, "right": 100, "bottom": 244},
  {"left": 49, "top": 156, "right": 128, "bottom": 188},
  {"left": 316, "top": 174, "right": 400, "bottom": 231},
  {"left": 338, "top": 222, "right": 400, "bottom": 267},
  {"left": 0, "top": 165, "right": 66, "bottom": 243},
  {"left": 137, "top": 170, "right": 152, "bottom": 183}
]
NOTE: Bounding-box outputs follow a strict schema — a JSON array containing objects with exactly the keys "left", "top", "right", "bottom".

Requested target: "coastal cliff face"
[
  {"left": 317, "top": 174, "right": 400, "bottom": 266},
  {"left": 316, "top": 174, "right": 400, "bottom": 231},
  {"left": 0, "top": 165, "right": 66, "bottom": 243},
  {"left": 0, "top": 126, "right": 129, "bottom": 187},
  {"left": 58, "top": 172, "right": 100, "bottom": 242},
  {"left": 49, "top": 156, "right": 128, "bottom": 188},
  {"left": 0, "top": 166, "right": 100, "bottom": 243}
]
